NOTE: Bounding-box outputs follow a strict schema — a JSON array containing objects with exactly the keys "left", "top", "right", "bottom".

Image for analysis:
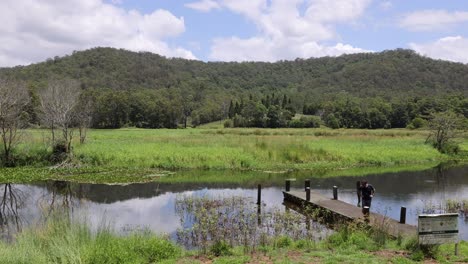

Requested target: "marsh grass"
[
  {"left": 1, "top": 128, "right": 465, "bottom": 184},
  {"left": 16, "top": 128, "right": 452, "bottom": 171},
  {"left": 422, "top": 198, "right": 468, "bottom": 216},
  {"left": 0, "top": 161, "right": 446, "bottom": 185},
  {"left": 0, "top": 213, "right": 181, "bottom": 264},
  {"left": 76, "top": 129, "right": 445, "bottom": 170},
  {"left": 175, "top": 195, "right": 327, "bottom": 255}
]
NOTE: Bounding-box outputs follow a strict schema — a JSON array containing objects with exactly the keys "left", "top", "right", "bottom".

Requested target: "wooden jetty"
[{"left": 283, "top": 185, "right": 417, "bottom": 238}]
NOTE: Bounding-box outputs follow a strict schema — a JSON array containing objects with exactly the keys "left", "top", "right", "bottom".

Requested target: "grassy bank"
[
  {"left": 24, "top": 128, "right": 462, "bottom": 171},
  {"left": 73, "top": 128, "right": 449, "bottom": 170},
  {"left": 1, "top": 215, "right": 466, "bottom": 264},
  {"left": 1, "top": 127, "right": 465, "bottom": 183}
]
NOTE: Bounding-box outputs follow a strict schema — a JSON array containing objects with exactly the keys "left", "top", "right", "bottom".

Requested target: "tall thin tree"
[{"left": 0, "top": 79, "right": 29, "bottom": 166}]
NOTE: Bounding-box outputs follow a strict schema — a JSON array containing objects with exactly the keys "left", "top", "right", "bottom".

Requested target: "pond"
[{"left": 0, "top": 164, "right": 467, "bottom": 242}]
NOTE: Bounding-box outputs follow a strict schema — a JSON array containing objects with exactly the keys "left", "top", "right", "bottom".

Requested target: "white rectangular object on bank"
[{"left": 418, "top": 213, "right": 459, "bottom": 245}]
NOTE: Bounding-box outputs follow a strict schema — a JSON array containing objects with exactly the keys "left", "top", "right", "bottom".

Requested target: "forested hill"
[
  {"left": 1, "top": 47, "right": 467, "bottom": 129},
  {"left": 2, "top": 47, "right": 467, "bottom": 97}
]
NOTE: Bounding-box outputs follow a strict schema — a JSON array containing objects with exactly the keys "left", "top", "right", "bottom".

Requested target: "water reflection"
[
  {"left": 0, "top": 164, "right": 466, "bottom": 241},
  {"left": 0, "top": 184, "right": 24, "bottom": 242}
]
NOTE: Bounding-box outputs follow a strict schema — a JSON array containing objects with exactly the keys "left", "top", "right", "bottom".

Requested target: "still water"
[{"left": 0, "top": 165, "right": 467, "bottom": 241}]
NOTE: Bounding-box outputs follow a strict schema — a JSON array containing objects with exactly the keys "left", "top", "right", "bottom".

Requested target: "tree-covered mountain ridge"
[
  {"left": 1, "top": 47, "right": 467, "bottom": 129},
  {"left": 1, "top": 47, "right": 467, "bottom": 97}
]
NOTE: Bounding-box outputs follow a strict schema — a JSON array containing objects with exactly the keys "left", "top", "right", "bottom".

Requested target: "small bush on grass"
[
  {"left": 210, "top": 240, "right": 233, "bottom": 257},
  {"left": 403, "top": 236, "right": 440, "bottom": 261},
  {"left": 275, "top": 236, "right": 293, "bottom": 248},
  {"left": 326, "top": 224, "right": 380, "bottom": 251}
]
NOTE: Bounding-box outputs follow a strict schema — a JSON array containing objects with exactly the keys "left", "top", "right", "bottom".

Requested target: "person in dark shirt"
[{"left": 360, "top": 180, "right": 375, "bottom": 208}]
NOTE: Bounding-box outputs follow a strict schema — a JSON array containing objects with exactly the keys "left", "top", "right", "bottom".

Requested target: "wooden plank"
[{"left": 284, "top": 190, "right": 417, "bottom": 238}]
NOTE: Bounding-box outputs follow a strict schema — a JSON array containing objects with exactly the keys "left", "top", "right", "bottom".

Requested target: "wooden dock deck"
[{"left": 283, "top": 190, "right": 417, "bottom": 238}]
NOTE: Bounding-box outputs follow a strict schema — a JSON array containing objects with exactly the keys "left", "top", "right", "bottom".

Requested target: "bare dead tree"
[
  {"left": 75, "top": 96, "right": 93, "bottom": 144},
  {"left": 0, "top": 79, "right": 29, "bottom": 166},
  {"left": 39, "top": 79, "right": 81, "bottom": 154}
]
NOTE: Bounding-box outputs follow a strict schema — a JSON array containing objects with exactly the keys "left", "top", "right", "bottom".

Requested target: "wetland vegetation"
[{"left": 0, "top": 127, "right": 466, "bottom": 183}]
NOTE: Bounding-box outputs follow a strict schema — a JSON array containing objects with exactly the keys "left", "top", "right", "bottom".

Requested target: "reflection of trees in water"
[
  {"left": 435, "top": 165, "right": 447, "bottom": 200},
  {"left": 0, "top": 184, "right": 26, "bottom": 241},
  {"left": 39, "top": 181, "right": 85, "bottom": 220},
  {"left": 422, "top": 165, "right": 468, "bottom": 218},
  {"left": 0, "top": 181, "right": 87, "bottom": 242}
]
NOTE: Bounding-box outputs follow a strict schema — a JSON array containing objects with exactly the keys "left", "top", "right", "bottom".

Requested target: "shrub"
[
  {"left": 407, "top": 117, "right": 426, "bottom": 129},
  {"left": 300, "top": 116, "right": 321, "bottom": 128},
  {"left": 288, "top": 119, "right": 305, "bottom": 128},
  {"left": 223, "top": 119, "right": 233, "bottom": 128},
  {"left": 210, "top": 241, "right": 233, "bottom": 257},
  {"left": 324, "top": 114, "right": 340, "bottom": 129},
  {"left": 275, "top": 236, "right": 292, "bottom": 248},
  {"left": 50, "top": 141, "right": 68, "bottom": 163}
]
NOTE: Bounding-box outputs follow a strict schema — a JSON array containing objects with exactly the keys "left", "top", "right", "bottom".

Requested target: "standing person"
[{"left": 360, "top": 180, "right": 375, "bottom": 208}]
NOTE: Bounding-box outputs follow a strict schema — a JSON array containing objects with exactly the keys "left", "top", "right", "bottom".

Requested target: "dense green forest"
[{"left": 0, "top": 47, "right": 467, "bottom": 129}]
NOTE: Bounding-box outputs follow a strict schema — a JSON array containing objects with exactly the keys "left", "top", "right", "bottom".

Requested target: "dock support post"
[
  {"left": 304, "top": 179, "right": 310, "bottom": 191},
  {"left": 257, "top": 203, "right": 262, "bottom": 225},
  {"left": 333, "top": 186, "right": 338, "bottom": 200},
  {"left": 285, "top": 180, "right": 291, "bottom": 192},
  {"left": 257, "top": 184, "right": 261, "bottom": 205},
  {"left": 306, "top": 187, "right": 310, "bottom": 201},
  {"left": 399, "top": 206, "right": 406, "bottom": 224}
]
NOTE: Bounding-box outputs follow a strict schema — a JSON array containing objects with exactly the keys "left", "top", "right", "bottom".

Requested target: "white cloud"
[
  {"left": 305, "top": 0, "right": 371, "bottom": 23},
  {"left": 211, "top": 36, "right": 370, "bottom": 62},
  {"left": 207, "top": 0, "right": 372, "bottom": 61},
  {"left": 380, "top": 1, "right": 392, "bottom": 10},
  {"left": 0, "top": 0, "right": 196, "bottom": 67},
  {"left": 185, "top": 0, "right": 221, "bottom": 12},
  {"left": 409, "top": 36, "right": 468, "bottom": 63},
  {"left": 400, "top": 10, "right": 468, "bottom": 31},
  {"left": 221, "top": 0, "right": 267, "bottom": 19}
]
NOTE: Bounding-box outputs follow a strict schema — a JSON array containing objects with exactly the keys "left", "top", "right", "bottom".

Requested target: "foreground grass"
[
  {"left": 1, "top": 217, "right": 466, "bottom": 264},
  {"left": 0, "top": 217, "right": 181, "bottom": 264}
]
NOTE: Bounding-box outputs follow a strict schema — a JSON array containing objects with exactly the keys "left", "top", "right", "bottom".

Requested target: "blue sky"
[{"left": 1, "top": 0, "right": 468, "bottom": 67}]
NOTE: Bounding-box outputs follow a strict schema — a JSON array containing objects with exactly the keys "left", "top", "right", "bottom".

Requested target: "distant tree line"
[
  {"left": 224, "top": 94, "right": 320, "bottom": 128},
  {"left": 309, "top": 93, "right": 468, "bottom": 129},
  {"left": 223, "top": 93, "right": 468, "bottom": 129}
]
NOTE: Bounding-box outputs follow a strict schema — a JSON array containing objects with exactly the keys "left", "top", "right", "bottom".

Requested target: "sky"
[{"left": 1, "top": 0, "right": 468, "bottom": 67}]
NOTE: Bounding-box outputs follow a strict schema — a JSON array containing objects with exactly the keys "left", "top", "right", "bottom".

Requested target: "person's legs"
[{"left": 362, "top": 198, "right": 372, "bottom": 208}]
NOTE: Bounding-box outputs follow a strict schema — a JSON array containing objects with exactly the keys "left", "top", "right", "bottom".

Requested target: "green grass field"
[
  {"left": 2, "top": 127, "right": 466, "bottom": 183},
  {"left": 72, "top": 128, "right": 450, "bottom": 170}
]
